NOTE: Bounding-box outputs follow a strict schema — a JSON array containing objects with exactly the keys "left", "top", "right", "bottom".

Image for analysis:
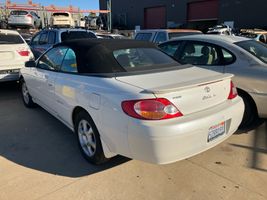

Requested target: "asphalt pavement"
[{"left": 0, "top": 82, "right": 266, "bottom": 200}]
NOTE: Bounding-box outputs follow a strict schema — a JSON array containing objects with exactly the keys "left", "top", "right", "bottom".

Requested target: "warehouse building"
[{"left": 99, "top": 0, "right": 267, "bottom": 31}]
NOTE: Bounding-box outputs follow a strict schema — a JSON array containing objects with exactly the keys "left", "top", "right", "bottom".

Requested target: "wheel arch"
[
  {"left": 237, "top": 87, "right": 258, "bottom": 116},
  {"left": 71, "top": 106, "right": 116, "bottom": 158}
]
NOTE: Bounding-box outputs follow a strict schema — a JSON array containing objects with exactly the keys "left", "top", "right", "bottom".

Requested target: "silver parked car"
[
  {"left": 159, "top": 35, "right": 267, "bottom": 129},
  {"left": 8, "top": 10, "right": 42, "bottom": 29}
]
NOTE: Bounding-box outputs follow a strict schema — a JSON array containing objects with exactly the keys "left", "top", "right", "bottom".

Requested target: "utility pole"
[{"left": 107, "top": 0, "right": 112, "bottom": 32}]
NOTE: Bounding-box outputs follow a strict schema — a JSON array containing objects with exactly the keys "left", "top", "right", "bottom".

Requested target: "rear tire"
[
  {"left": 238, "top": 91, "right": 258, "bottom": 130},
  {"left": 20, "top": 79, "right": 36, "bottom": 108},
  {"left": 74, "top": 111, "right": 108, "bottom": 165}
]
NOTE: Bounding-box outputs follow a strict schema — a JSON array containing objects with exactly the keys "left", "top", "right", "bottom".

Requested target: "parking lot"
[{"left": 0, "top": 82, "right": 266, "bottom": 200}]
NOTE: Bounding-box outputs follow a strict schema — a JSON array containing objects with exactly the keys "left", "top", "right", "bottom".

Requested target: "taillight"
[
  {"left": 228, "top": 81, "right": 238, "bottom": 99},
  {"left": 26, "top": 14, "right": 33, "bottom": 19},
  {"left": 121, "top": 98, "right": 183, "bottom": 120},
  {"left": 17, "top": 50, "right": 30, "bottom": 56}
]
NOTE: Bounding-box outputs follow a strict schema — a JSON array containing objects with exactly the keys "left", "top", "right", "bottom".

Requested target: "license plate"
[{"left": 207, "top": 122, "right": 225, "bottom": 142}]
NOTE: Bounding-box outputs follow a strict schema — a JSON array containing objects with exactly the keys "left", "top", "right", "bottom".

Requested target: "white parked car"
[
  {"left": 51, "top": 12, "right": 75, "bottom": 28},
  {"left": 20, "top": 39, "right": 244, "bottom": 164},
  {"left": 0, "top": 29, "right": 33, "bottom": 82},
  {"left": 8, "top": 10, "right": 42, "bottom": 29}
]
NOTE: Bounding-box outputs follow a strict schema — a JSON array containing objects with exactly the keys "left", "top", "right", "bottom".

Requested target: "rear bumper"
[
  {"left": 250, "top": 92, "right": 267, "bottom": 118},
  {"left": 0, "top": 70, "right": 20, "bottom": 82},
  {"left": 127, "top": 97, "right": 244, "bottom": 164}
]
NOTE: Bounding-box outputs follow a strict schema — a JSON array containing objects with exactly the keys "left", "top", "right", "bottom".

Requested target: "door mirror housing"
[{"left": 25, "top": 60, "right": 36, "bottom": 68}]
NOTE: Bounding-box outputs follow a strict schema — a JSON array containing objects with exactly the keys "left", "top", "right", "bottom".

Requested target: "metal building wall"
[
  {"left": 219, "top": 0, "right": 267, "bottom": 29},
  {"left": 99, "top": 0, "right": 267, "bottom": 30}
]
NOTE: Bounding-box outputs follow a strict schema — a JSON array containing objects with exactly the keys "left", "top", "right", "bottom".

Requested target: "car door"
[
  {"left": 175, "top": 41, "right": 225, "bottom": 73},
  {"left": 31, "top": 47, "right": 68, "bottom": 115},
  {"left": 54, "top": 47, "right": 79, "bottom": 126}
]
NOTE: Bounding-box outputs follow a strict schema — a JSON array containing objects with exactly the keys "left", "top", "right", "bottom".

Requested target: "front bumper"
[{"left": 127, "top": 97, "right": 244, "bottom": 164}]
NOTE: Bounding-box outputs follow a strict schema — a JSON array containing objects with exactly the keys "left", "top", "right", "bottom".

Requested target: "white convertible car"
[{"left": 20, "top": 39, "right": 244, "bottom": 164}]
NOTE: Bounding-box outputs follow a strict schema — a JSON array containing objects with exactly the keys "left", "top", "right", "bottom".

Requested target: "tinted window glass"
[
  {"left": 113, "top": 48, "right": 179, "bottom": 72},
  {"left": 235, "top": 40, "right": 267, "bottom": 64},
  {"left": 61, "top": 48, "right": 78, "bottom": 73},
  {"left": 222, "top": 49, "right": 235, "bottom": 65},
  {"left": 159, "top": 41, "right": 182, "bottom": 56},
  {"left": 168, "top": 32, "right": 200, "bottom": 39},
  {"left": 38, "top": 47, "right": 68, "bottom": 71},
  {"left": 48, "top": 32, "right": 56, "bottom": 44},
  {"left": 61, "top": 31, "right": 96, "bottom": 42},
  {"left": 39, "top": 32, "right": 48, "bottom": 45},
  {"left": 0, "top": 33, "right": 24, "bottom": 44},
  {"left": 179, "top": 42, "right": 221, "bottom": 65},
  {"left": 135, "top": 33, "right": 152, "bottom": 41},
  {"left": 53, "top": 13, "right": 69, "bottom": 17},
  {"left": 31, "top": 34, "right": 40, "bottom": 45},
  {"left": 154, "top": 32, "right": 167, "bottom": 43}
]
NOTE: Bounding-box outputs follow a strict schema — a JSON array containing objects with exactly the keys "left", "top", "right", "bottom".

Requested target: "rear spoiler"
[{"left": 142, "top": 73, "right": 233, "bottom": 94}]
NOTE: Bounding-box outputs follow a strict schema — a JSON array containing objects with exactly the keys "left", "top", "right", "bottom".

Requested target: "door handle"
[{"left": 48, "top": 82, "right": 54, "bottom": 87}]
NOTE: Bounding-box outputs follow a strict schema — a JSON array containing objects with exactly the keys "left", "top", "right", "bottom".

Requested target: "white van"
[{"left": 51, "top": 12, "right": 75, "bottom": 28}]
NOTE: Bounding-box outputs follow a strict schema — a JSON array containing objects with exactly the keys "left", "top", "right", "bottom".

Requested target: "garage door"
[
  {"left": 144, "top": 6, "right": 166, "bottom": 29},
  {"left": 187, "top": 0, "right": 219, "bottom": 22}
]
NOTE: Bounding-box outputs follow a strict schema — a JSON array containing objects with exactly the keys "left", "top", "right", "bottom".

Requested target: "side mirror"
[{"left": 25, "top": 60, "right": 36, "bottom": 68}]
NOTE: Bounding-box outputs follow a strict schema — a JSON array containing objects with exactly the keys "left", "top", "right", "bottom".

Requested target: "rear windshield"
[
  {"left": 113, "top": 48, "right": 179, "bottom": 72},
  {"left": 0, "top": 33, "right": 24, "bottom": 44},
  {"left": 10, "top": 10, "right": 28, "bottom": 15},
  {"left": 61, "top": 31, "right": 96, "bottom": 42},
  {"left": 53, "top": 13, "right": 69, "bottom": 17},
  {"left": 235, "top": 40, "right": 267, "bottom": 64},
  {"left": 168, "top": 32, "right": 200, "bottom": 39}
]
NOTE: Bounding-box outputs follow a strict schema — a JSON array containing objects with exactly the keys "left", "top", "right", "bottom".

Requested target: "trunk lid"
[{"left": 116, "top": 66, "right": 233, "bottom": 115}]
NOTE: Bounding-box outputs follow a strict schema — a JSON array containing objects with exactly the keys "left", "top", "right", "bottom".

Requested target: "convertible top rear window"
[{"left": 113, "top": 48, "right": 178, "bottom": 72}]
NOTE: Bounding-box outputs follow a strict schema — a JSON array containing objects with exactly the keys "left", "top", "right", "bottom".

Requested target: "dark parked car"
[{"left": 29, "top": 28, "right": 97, "bottom": 58}]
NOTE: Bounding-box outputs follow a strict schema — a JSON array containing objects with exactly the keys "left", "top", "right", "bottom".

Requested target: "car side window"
[
  {"left": 48, "top": 32, "right": 56, "bottom": 44},
  {"left": 179, "top": 42, "right": 221, "bottom": 66},
  {"left": 37, "top": 47, "right": 68, "bottom": 71},
  {"left": 159, "top": 41, "right": 182, "bottom": 57},
  {"left": 135, "top": 33, "right": 152, "bottom": 41},
  {"left": 221, "top": 49, "right": 235, "bottom": 65},
  {"left": 154, "top": 32, "right": 167, "bottom": 44},
  {"left": 61, "top": 48, "right": 78, "bottom": 73},
  {"left": 31, "top": 33, "right": 40, "bottom": 45},
  {"left": 39, "top": 32, "right": 48, "bottom": 45}
]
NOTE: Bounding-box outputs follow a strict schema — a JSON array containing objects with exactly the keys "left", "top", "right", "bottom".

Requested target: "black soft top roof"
[{"left": 54, "top": 39, "right": 157, "bottom": 74}]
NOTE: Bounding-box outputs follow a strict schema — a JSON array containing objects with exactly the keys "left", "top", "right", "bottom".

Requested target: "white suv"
[
  {"left": 8, "top": 10, "right": 42, "bottom": 29},
  {"left": 0, "top": 29, "right": 33, "bottom": 82}
]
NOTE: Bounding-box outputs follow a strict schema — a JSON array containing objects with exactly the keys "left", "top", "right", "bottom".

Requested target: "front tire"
[
  {"left": 21, "top": 79, "right": 36, "bottom": 108},
  {"left": 74, "top": 111, "right": 108, "bottom": 164}
]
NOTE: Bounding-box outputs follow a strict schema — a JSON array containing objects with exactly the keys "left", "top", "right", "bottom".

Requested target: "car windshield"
[
  {"left": 61, "top": 31, "right": 95, "bottom": 42},
  {"left": 113, "top": 48, "right": 179, "bottom": 72},
  {"left": 235, "top": 40, "right": 267, "bottom": 64},
  {"left": 168, "top": 32, "right": 200, "bottom": 39},
  {"left": 0, "top": 33, "right": 24, "bottom": 44}
]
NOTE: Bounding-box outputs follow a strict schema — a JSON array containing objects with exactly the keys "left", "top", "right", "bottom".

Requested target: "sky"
[{"left": 2, "top": 0, "right": 100, "bottom": 10}]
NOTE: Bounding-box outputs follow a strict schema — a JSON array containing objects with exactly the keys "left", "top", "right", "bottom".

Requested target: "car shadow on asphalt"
[
  {"left": 0, "top": 82, "right": 130, "bottom": 178},
  {"left": 230, "top": 119, "right": 267, "bottom": 172}
]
